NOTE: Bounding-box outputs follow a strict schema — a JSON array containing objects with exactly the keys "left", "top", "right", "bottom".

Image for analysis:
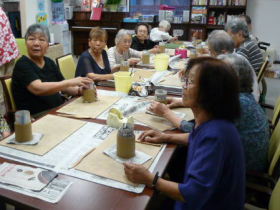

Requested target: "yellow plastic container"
[
  {"left": 154, "top": 54, "right": 169, "bottom": 71},
  {"left": 114, "top": 72, "right": 132, "bottom": 94}
]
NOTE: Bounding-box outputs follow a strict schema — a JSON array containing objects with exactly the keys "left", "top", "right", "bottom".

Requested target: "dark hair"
[
  {"left": 185, "top": 57, "right": 240, "bottom": 121},
  {"left": 89, "top": 27, "right": 107, "bottom": 42},
  {"left": 135, "top": 23, "right": 150, "bottom": 34}
]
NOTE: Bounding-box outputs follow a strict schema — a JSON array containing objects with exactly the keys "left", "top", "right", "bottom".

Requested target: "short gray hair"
[
  {"left": 115, "top": 29, "right": 131, "bottom": 45},
  {"left": 225, "top": 18, "right": 249, "bottom": 38},
  {"left": 159, "top": 20, "right": 171, "bottom": 31},
  {"left": 218, "top": 53, "right": 253, "bottom": 93},
  {"left": 207, "top": 30, "right": 234, "bottom": 55},
  {"left": 24, "top": 24, "right": 50, "bottom": 42}
]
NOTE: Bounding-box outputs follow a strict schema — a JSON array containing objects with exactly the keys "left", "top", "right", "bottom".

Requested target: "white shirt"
[
  {"left": 107, "top": 46, "right": 142, "bottom": 69},
  {"left": 150, "top": 27, "right": 173, "bottom": 42}
]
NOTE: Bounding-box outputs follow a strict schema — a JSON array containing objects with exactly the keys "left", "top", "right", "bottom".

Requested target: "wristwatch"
[{"left": 151, "top": 172, "right": 159, "bottom": 190}]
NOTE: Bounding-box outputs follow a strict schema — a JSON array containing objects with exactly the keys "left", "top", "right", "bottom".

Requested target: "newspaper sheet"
[{"left": 0, "top": 120, "right": 165, "bottom": 194}]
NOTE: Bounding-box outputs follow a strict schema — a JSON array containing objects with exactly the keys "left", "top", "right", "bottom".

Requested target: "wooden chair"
[
  {"left": 258, "top": 57, "right": 269, "bottom": 84},
  {"left": 56, "top": 54, "right": 76, "bottom": 80},
  {"left": 0, "top": 76, "right": 16, "bottom": 129}
]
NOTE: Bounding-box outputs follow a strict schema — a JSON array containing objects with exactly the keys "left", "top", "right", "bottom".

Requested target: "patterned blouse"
[
  {"left": 0, "top": 7, "right": 19, "bottom": 66},
  {"left": 0, "top": 115, "right": 10, "bottom": 139}
]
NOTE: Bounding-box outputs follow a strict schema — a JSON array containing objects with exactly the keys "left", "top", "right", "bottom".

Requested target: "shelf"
[
  {"left": 206, "top": 25, "right": 225, "bottom": 29},
  {"left": 208, "top": 5, "right": 227, "bottom": 9},
  {"left": 226, "top": 5, "right": 246, "bottom": 9}
]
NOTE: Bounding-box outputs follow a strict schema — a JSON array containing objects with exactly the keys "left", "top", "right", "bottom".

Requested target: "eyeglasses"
[{"left": 181, "top": 77, "right": 195, "bottom": 89}]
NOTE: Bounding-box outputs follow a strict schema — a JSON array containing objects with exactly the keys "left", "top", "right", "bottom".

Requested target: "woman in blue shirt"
[
  {"left": 75, "top": 27, "right": 113, "bottom": 81},
  {"left": 124, "top": 57, "right": 245, "bottom": 210}
]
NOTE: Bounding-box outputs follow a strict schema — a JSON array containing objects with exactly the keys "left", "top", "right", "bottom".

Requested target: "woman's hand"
[
  {"left": 148, "top": 101, "right": 170, "bottom": 117},
  {"left": 149, "top": 45, "right": 160, "bottom": 54},
  {"left": 67, "top": 77, "right": 92, "bottom": 88},
  {"left": 128, "top": 58, "right": 140, "bottom": 66},
  {"left": 124, "top": 162, "right": 154, "bottom": 185},
  {"left": 166, "top": 97, "right": 184, "bottom": 109},
  {"left": 138, "top": 130, "right": 168, "bottom": 144}
]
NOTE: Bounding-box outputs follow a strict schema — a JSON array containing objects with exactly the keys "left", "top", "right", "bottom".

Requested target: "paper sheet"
[
  {"left": 0, "top": 115, "right": 86, "bottom": 155},
  {"left": 132, "top": 69, "right": 156, "bottom": 82},
  {"left": 57, "top": 95, "right": 121, "bottom": 118},
  {"left": 75, "top": 131, "right": 162, "bottom": 185},
  {"left": 159, "top": 72, "right": 182, "bottom": 87},
  {"left": 132, "top": 112, "right": 175, "bottom": 131}
]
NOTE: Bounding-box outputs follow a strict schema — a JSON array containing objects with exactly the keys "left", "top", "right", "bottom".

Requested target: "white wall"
[
  {"left": 20, "top": 0, "right": 52, "bottom": 37},
  {"left": 247, "top": 0, "right": 280, "bottom": 60}
]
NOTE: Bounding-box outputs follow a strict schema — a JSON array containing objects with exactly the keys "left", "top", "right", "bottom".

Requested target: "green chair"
[
  {"left": 15, "top": 38, "right": 27, "bottom": 57},
  {"left": 245, "top": 178, "right": 280, "bottom": 210},
  {"left": 56, "top": 54, "right": 76, "bottom": 80}
]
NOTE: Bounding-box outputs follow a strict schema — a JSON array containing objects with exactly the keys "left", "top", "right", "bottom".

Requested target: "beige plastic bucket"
[{"left": 154, "top": 54, "right": 169, "bottom": 71}]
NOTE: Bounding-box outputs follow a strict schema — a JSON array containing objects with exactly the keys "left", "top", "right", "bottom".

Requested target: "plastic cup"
[
  {"left": 155, "top": 89, "right": 167, "bottom": 104},
  {"left": 114, "top": 72, "right": 132, "bottom": 94},
  {"left": 120, "top": 61, "right": 129, "bottom": 71}
]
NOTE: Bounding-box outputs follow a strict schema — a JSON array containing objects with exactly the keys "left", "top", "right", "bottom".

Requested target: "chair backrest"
[
  {"left": 56, "top": 54, "right": 76, "bottom": 80},
  {"left": 15, "top": 38, "right": 28, "bottom": 57},
  {"left": 0, "top": 77, "right": 16, "bottom": 113},
  {"left": 257, "top": 57, "right": 269, "bottom": 83},
  {"left": 272, "top": 97, "right": 280, "bottom": 129},
  {"left": 269, "top": 178, "right": 280, "bottom": 210},
  {"left": 268, "top": 121, "right": 280, "bottom": 176}
]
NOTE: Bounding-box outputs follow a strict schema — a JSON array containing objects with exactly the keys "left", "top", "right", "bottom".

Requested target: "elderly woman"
[
  {"left": 76, "top": 27, "right": 113, "bottom": 81},
  {"left": 107, "top": 29, "right": 143, "bottom": 71},
  {"left": 207, "top": 30, "right": 259, "bottom": 101},
  {"left": 219, "top": 54, "right": 269, "bottom": 172},
  {"left": 150, "top": 20, "right": 178, "bottom": 42},
  {"left": 12, "top": 24, "right": 91, "bottom": 116},
  {"left": 125, "top": 57, "right": 244, "bottom": 210},
  {"left": 225, "top": 18, "right": 263, "bottom": 74},
  {"left": 131, "top": 23, "right": 160, "bottom": 53}
]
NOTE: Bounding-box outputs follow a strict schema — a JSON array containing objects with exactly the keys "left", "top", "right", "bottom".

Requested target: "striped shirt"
[{"left": 236, "top": 39, "right": 264, "bottom": 74}]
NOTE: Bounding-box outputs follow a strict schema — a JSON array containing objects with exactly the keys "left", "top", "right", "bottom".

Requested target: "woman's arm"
[
  {"left": 124, "top": 163, "right": 185, "bottom": 201},
  {"left": 27, "top": 77, "right": 92, "bottom": 96},
  {"left": 87, "top": 73, "right": 114, "bottom": 81}
]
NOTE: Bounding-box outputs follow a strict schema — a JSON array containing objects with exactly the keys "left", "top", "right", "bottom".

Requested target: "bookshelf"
[{"left": 189, "top": 0, "right": 247, "bottom": 40}]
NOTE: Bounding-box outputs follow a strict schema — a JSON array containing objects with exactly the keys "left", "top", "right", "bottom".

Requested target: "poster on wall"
[
  {"left": 51, "top": 2, "right": 65, "bottom": 23},
  {"left": 37, "top": 0, "right": 45, "bottom": 11},
  {"left": 36, "top": 12, "right": 48, "bottom": 25}
]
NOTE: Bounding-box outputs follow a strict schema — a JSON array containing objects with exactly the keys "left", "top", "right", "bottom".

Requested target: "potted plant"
[{"left": 105, "top": 0, "right": 122, "bottom": 12}]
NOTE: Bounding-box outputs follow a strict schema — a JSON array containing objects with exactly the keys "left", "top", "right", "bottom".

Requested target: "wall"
[
  {"left": 20, "top": 0, "right": 52, "bottom": 36},
  {"left": 247, "top": 0, "right": 280, "bottom": 60}
]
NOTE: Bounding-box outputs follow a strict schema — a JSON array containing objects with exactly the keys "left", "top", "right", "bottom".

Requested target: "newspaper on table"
[
  {"left": 0, "top": 90, "right": 167, "bottom": 194},
  {"left": 0, "top": 177, "right": 72, "bottom": 203},
  {"left": 0, "top": 162, "right": 57, "bottom": 191},
  {"left": 103, "top": 145, "right": 152, "bottom": 165}
]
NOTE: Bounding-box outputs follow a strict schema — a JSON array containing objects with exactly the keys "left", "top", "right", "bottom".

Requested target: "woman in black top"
[
  {"left": 76, "top": 27, "right": 113, "bottom": 81},
  {"left": 131, "top": 23, "right": 160, "bottom": 53},
  {"left": 12, "top": 24, "right": 91, "bottom": 116}
]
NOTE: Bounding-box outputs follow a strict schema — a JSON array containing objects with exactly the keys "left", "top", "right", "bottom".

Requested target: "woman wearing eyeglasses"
[
  {"left": 12, "top": 24, "right": 92, "bottom": 117},
  {"left": 107, "top": 29, "right": 143, "bottom": 72},
  {"left": 124, "top": 57, "right": 245, "bottom": 210}
]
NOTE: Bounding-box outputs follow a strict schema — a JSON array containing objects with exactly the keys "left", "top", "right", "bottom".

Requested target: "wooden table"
[{"left": 0, "top": 88, "right": 177, "bottom": 210}]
